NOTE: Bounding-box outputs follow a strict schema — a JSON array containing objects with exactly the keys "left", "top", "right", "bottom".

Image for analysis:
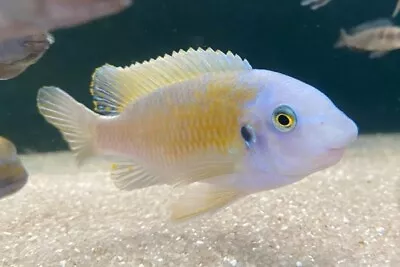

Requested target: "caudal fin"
[
  {"left": 37, "top": 86, "right": 99, "bottom": 166},
  {"left": 334, "top": 29, "right": 348, "bottom": 48}
]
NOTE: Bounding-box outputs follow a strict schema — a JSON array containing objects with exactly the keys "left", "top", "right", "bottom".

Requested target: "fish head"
[{"left": 239, "top": 70, "right": 358, "bottom": 188}]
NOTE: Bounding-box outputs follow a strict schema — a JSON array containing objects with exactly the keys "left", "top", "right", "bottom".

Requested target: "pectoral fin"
[
  {"left": 110, "top": 160, "right": 161, "bottom": 190},
  {"left": 170, "top": 185, "right": 244, "bottom": 222},
  {"left": 110, "top": 146, "right": 244, "bottom": 190},
  {"left": 170, "top": 148, "right": 243, "bottom": 187}
]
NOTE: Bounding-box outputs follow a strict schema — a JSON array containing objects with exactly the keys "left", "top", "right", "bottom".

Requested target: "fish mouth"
[
  {"left": 318, "top": 147, "right": 346, "bottom": 168},
  {"left": 279, "top": 149, "right": 345, "bottom": 178},
  {"left": 328, "top": 147, "right": 345, "bottom": 152},
  {"left": 328, "top": 147, "right": 345, "bottom": 156}
]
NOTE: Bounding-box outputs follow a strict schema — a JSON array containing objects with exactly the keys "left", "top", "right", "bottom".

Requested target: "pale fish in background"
[
  {"left": 0, "top": 0, "right": 133, "bottom": 41},
  {"left": 36, "top": 48, "right": 358, "bottom": 222},
  {"left": 393, "top": 0, "right": 400, "bottom": 18},
  {"left": 0, "top": 32, "right": 54, "bottom": 80},
  {"left": 0, "top": 136, "right": 28, "bottom": 199},
  {"left": 334, "top": 18, "right": 400, "bottom": 58},
  {"left": 300, "top": 0, "right": 332, "bottom": 10}
]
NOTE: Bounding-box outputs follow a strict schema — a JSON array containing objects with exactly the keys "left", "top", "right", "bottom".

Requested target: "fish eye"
[
  {"left": 272, "top": 105, "right": 297, "bottom": 132},
  {"left": 240, "top": 124, "right": 256, "bottom": 148}
]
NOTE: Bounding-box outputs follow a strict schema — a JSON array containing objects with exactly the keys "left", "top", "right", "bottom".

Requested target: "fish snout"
[{"left": 327, "top": 117, "right": 358, "bottom": 150}]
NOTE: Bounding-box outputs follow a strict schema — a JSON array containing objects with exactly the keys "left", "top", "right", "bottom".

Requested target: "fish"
[
  {"left": 300, "top": 0, "right": 332, "bottom": 10},
  {"left": 393, "top": 0, "right": 400, "bottom": 18},
  {"left": 0, "top": 136, "right": 28, "bottom": 199},
  {"left": 36, "top": 47, "right": 358, "bottom": 221},
  {"left": 334, "top": 18, "right": 400, "bottom": 58},
  {"left": 0, "top": 32, "right": 54, "bottom": 80},
  {"left": 0, "top": 0, "right": 133, "bottom": 41}
]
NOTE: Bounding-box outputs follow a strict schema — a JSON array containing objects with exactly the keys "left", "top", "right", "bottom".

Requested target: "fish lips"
[
  {"left": 280, "top": 147, "right": 347, "bottom": 179},
  {"left": 308, "top": 147, "right": 347, "bottom": 173}
]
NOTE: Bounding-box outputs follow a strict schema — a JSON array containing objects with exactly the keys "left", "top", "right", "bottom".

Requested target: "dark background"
[{"left": 1, "top": 0, "right": 399, "bottom": 153}]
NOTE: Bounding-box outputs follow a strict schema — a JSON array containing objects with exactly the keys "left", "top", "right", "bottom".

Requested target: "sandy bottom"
[{"left": 0, "top": 134, "right": 399, "bottom": 267}]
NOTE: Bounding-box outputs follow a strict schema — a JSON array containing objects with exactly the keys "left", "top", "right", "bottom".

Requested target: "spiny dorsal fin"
[{"left": 89, "top": 47, "right": 252, "bottom": 115}]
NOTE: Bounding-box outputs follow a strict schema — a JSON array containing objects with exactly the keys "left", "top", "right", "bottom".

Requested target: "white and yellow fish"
[
  {"left": 36, "top": 48, "right": 358, "bottom": 221},
  {"left": 0, "top": 136, "right": 28, "bottom": 199}
]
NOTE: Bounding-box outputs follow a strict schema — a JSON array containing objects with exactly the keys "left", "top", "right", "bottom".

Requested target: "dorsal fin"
[
  {"left": 349, "top": 18, "right": 394, "bottom": 35},
  {"left": 89, "top": 47, "right": 252, "bottom": 115}
]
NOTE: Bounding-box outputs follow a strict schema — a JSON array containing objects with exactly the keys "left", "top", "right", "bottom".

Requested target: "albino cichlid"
[
  {"left": 334, "top": 18, "right": 400, "bottom": 59},
  {"left": 36, "top": 48, "right": 358, "bottom": 222},
  {"left": 0, "top": 136, "right": 28, "bottom": 199}
]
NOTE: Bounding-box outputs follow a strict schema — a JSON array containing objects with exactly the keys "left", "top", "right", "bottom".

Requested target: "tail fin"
[
  {"left": 334, "top": 29, "right": 348, "bottom": 48},
  {"left": 37, "top": 86, "right": 99, "bottom": 166}
]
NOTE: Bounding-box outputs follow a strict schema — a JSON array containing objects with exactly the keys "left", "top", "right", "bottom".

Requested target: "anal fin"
[
  {"left": 110, "top": 160, "right": 160, "bottom": 190},
  {"left": 369, "top": 51, "right": 389, "bottom": 59}
]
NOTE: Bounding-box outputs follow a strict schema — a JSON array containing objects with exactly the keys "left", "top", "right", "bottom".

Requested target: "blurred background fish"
[
  {"left": 334, "top": 18, "right": 400, "bottom": 58},
  {"left": 0, "top": 32, "right": 54, "bottom": 80},
  {"left": 0, "top": 136, "right": 28, "bottom": 199},
  {"left": 0, "top": 0, "right": 133, "bottom": 41},
  {"left": 393, "top": 0, "right": 400, "bottom": 17},
  {"left": 300, "top": 0, "right": 332, "bottom": 10},
  {"left": 36, "top": 48, "right": 358, "bottom": 221}
]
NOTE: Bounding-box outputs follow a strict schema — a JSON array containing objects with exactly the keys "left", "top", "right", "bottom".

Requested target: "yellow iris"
[{"left": 272, "top": 105, "right": 297, "bottom": 132}]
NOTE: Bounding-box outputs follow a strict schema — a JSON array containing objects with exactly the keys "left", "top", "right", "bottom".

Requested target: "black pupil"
[
  {"left": 277, "top": 114, "right": 290, "bottom": 126},
  {"left": 240, "top": 126, "right": 253, "bottom": 143}
]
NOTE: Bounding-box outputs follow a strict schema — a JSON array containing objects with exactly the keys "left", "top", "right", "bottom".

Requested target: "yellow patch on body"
[{"left": 120, "top": 74, "right": 259, "bottom": 168}]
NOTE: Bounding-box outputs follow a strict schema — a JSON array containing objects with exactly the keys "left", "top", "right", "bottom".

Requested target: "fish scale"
[{"left": 119, "top": 79, "right": 253, "bottom": 165}]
